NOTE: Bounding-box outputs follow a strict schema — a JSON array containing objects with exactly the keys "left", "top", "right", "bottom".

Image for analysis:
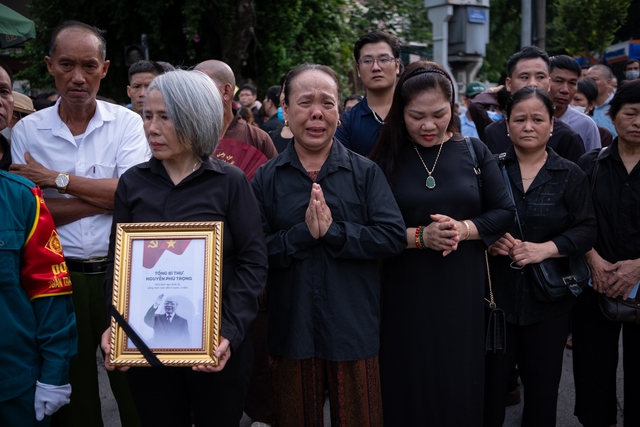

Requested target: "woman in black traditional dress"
[{"left": 369, "top": 61, "right": 514, "bottom": 426}]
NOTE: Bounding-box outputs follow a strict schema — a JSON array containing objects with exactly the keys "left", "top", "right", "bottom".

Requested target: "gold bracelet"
[{"left": 462, "top": 220, "right": 471, "bottom": 241}]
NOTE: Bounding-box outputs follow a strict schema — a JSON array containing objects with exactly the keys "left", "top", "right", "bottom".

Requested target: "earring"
[
  {"left": 284, "top": 120, "right": 289, "bottom": 127},
  {"left": 507, "top": 133, "right": 510, "bottom": 137},
  {"left": 337, "top": 120, "right": 342, "bottom": 127},
  {"left": 550, "top": 132, "right": 553, "bottom": 137}
]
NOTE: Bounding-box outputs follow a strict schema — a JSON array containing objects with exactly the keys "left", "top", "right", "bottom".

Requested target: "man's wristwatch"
[{"left": 55, "top": 173, "right": 70, "bottom": 193}]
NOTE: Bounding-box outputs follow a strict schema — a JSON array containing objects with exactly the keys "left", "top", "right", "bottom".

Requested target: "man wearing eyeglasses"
[{"left": 335, "top": 30, "right": 401, "bottom": 156}]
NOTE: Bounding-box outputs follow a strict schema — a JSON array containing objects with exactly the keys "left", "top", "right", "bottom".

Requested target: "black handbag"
[
  {"left": 529, "top": 256, "right": 590, "bottom": 302},
  {"left": 598, "top": 294, "right": 640, "bottom": 324},
  {"left": 499, "top": 155, "right": 589, "bottom": 302}
]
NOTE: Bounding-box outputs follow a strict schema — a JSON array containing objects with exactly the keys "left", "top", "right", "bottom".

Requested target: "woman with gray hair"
[{"left": 101, "top": 69, "right": 268, "bottom": 426}]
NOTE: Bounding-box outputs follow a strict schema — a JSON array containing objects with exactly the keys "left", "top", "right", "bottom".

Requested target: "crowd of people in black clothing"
[{"left": 1, "top": 20, "right": 640, "bottom": 427}]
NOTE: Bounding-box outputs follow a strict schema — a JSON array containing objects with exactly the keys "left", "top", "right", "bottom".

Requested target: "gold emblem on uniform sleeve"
[{"left": 45, "top": 230, "right": 64, "bottom": 257}]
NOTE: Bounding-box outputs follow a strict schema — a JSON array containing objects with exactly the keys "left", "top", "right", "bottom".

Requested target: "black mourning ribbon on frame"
[{"left": 109, "top": 305, "right": 164, "bottom": 367}]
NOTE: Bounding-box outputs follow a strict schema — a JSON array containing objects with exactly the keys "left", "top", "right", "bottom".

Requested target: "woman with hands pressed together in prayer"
[
  {"left": 252, "top": 64, "right": 406, "bottom": 427},
  {"left": 483, "top": 87, "right": 596, "bottom": 427},
  {"left": 369, "top": 61, "right": 514, "bottom": 426},
  {"left": 101, "top": 70, "right": 268, "bottom": 427}
]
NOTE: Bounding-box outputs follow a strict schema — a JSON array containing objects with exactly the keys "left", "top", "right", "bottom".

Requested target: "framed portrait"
[{"left": 108, "top": 222, "right": 223, "bottom": 367}]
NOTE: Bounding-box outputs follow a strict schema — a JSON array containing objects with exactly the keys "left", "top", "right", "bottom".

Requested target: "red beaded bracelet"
[{"left": 415, "top": 226, "right": 423, "bottom": 250}]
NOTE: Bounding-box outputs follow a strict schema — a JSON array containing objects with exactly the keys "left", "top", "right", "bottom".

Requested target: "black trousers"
[
  {"left": 572, "top": 287, "right": 640, "bottom": 427},
  {"left": 484, "top": 313, "right": 570, "bottom": 427},
  {"left": 244, "top": 302, "right": 276, "bottom": 424},
  {"left": 126, "top": 336, "right": 253, "bottom": 427}
]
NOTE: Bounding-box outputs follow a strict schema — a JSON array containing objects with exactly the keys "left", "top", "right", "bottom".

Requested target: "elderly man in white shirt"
[
  {"left": 10, "top": 20, "right": 148, "bottom": 427},
  {"left": 549, "top": 55, "right": 601, "bottom": 152}
]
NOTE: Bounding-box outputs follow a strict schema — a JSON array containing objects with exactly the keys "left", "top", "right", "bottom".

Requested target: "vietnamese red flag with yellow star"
[{"left": 142, "top": 239, "right": 192, "bottom": 269}]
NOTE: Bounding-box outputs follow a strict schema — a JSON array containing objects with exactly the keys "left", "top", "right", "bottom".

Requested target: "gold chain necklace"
[
  {"left": 413, "top": 139, "right": 446, "bottom": 189},
  {"left": 520, "top": 152, "right": 548, "bottom": 180}
]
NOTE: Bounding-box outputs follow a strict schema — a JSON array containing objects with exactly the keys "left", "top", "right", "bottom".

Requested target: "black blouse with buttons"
[{"left": 489, "top": 146, "right": 597, "bottom": 325}]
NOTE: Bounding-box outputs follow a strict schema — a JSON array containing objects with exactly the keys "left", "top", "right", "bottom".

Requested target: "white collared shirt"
[{"left": 11, "top": 99, "right": 150, "bottom": 258}]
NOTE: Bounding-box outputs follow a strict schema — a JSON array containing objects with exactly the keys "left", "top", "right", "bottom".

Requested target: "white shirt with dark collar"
[{"left": 11, "top": 99, "right": 150, "bottom": 258}]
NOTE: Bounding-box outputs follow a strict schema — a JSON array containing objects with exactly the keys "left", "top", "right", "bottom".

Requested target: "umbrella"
[{"left": 0, "top": 4, "right": 36, "bottom": 48}]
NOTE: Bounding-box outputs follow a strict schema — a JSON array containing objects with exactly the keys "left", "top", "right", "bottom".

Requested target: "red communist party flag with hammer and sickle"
[{"left": 142, "top": 239, "right": 192, "bottom": 269}]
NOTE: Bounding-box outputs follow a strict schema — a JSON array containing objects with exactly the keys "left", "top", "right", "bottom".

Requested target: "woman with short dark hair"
[
  {"left": 483, "top": 87, "right": 597, "bottom": 427},
  {"left": 573, "top": 79, "right": 640, "bottom": 427}
]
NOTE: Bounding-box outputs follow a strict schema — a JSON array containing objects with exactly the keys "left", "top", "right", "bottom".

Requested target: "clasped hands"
[
  {"left": 306, "top": 183, "right": 332, "bottom": 239},
  {"left": 488, "top": 232, "right": 556, "bottom": 266},
  {"left": 587, "top": 250, "right": 640, "bottom": 300},
  {"left": 421, "top": 214, "right": 468, "bottom": 256}
]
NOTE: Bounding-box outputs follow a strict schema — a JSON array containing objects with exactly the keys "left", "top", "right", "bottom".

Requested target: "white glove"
[{"left": 34, "top": 381, "right": 71, "bottom": 421}]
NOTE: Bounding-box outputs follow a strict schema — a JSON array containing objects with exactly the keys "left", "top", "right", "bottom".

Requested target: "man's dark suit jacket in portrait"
[{"left": 144, "top": 306, "right": 191, "bottom": 348}]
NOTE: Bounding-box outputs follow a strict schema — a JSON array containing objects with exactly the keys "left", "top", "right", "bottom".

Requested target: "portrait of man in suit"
[{"left": 144, "top": 294, "right": 190, "bottom": 348}]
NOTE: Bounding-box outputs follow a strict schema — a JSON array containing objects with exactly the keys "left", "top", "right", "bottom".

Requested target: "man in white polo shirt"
[{"left": 10, "top": 20, "right": 148, "bottom": 427}]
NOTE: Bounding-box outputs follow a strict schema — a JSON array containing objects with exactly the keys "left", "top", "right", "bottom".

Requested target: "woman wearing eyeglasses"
[{"left": 483, "top": 87, "right": 596, "bottom": 427}]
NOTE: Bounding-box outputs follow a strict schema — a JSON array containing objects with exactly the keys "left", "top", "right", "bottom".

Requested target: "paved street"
[{"left": 99, "top": 342, "right": 624, "bottom": 426}]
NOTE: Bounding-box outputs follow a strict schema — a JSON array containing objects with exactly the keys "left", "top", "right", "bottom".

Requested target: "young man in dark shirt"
[{"left": 335, "top": 30, "right": 401, "bottom": 156}]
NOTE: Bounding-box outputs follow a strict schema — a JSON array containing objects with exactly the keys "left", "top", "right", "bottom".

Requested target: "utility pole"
[
  {"left": 521, "top": 0, "right": 532, "bottom": 47},
  {"left": 536, "top": 0, "right": 546, "bottom": 50}
]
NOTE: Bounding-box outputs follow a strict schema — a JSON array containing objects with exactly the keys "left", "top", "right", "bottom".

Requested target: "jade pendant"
[{"left": 426, "top": 175, "right": 436, "bottom": 189}]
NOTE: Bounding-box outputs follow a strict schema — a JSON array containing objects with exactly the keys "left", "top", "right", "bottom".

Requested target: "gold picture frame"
[{"left": 109, "top": 222, "right": 223, "bottom": 367}]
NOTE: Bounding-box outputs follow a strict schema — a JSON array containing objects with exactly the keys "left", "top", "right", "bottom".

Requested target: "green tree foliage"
[
  {"left": 13, "top": 0, "right": 431, "bottom": 101},
  {"left": 254, "top": 0, "right": 354, "bottom": 96},
  {"left": 479, "top": 0, "right": 635, "bottom": 83},
  {"left": 15, "top": 0, "right": 192, "bottom": 101},
  {"left": 350, "top": 0, "right": 431, "bottom": 44},
  {"left": 548, "top": 0, "right": 633, "bottom": 56},
  {"left": 477, "top": 0, "right": 521, "bottom": 83}
]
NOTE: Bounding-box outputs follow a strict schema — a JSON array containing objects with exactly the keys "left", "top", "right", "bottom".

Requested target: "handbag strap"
[
  {"left": 590, "top": 146, "right": 609, "bottom": 194},
  {"left": 498, "top": 154, "right": 525, "bottom": 240},
  {"left": 483, "top": 251, "right": 497, "bottom": 308},
  {"left": 464, "top": 139, "right": 498, "bottom": 307},
  {"left": 464, "top": 136, "right": 483, "bottom": 210}
]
